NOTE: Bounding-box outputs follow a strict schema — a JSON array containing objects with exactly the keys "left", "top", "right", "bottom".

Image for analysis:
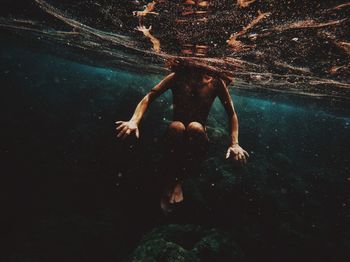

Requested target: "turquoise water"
[{"left": 1, "top": 41, "right": 349, "bottom": 261}]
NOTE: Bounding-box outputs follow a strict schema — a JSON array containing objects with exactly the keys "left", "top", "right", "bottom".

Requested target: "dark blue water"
[{"left": 1, "top": 41, "right": 349, "bottom": 261}]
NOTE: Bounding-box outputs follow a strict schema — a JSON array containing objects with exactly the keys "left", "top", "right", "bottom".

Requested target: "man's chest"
[{"left": 174, "top": 83, "right": 217, "bottom": 100}]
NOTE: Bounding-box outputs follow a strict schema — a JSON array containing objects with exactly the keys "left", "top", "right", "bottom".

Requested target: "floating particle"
[{"left": 254, "top": 74, "right": 262, "bottom": 80}]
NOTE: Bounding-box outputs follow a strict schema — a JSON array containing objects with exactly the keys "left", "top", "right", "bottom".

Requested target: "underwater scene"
[{"left": 1, "top": 0, "right": 350, "bottom": 261}]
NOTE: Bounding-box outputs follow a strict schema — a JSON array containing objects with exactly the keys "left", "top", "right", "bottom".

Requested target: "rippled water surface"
[{"left": 1, "top": 0, "right": 349, "bottom": 99}]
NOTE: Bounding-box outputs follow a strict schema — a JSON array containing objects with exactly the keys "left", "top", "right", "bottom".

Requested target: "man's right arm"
[{"left": 116, "top": 72, "right": 175, "bottom": 139}]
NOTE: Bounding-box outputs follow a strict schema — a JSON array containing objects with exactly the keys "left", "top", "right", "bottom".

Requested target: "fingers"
[
  {"left": 116, "top": 128, "right": 125, "bottom": 138},
  {"left": 116, "top": 126, "right": 123, "bottom": 137},
  {"left": 116, "top": 121, "right": 125, "bottom": 133},
  {"left": 115, "top": 121, "right": 140, "bottom": 140},
  {"left": 226, "top": 149, "right": 248, "bottom": 166},
  {"left": 243, "top": 155, "right": 247, "bottom": 165},
  {"left": 226, "top": 149, "right": 231, "bottom": 159},
  {"left": 237, "top": 154, "right": 242, "bottom": 166},
  {"left": 243, "top": 150, "right": 250, "bottom": 158},
  {"left": 241, "top": 154, "right": 247, "bottom": 166},
  {"left": 122, "top": 129, "right": 131, "bottom": 140},
  {"left": 240, "top": 153, "right": 248, "bottom": 165},
  {"left": 117, "top": 125, "right": 128, "bottom": 138},
  {"left": 116, "top": 123, "right": 125, "bottom": 131}
]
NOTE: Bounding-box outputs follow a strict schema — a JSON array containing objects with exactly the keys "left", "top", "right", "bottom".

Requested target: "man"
[{"left": 115, "top": 58, "right": 249, "bottom": 212}]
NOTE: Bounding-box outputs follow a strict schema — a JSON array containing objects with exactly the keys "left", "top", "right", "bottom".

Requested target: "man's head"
[{"left": 166, "top": 57, "right": 234, "bottom": 86}]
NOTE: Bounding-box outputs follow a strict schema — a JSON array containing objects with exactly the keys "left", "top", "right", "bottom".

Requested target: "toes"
[
  {"left": 173, "top": 191, "right": 184, "bottom": 203},
  {"left": 173, "top": 191, "right": 183, "bottom": 203},
  {"left": 169, "top": 194, "right": 175, "bottom": 204}
]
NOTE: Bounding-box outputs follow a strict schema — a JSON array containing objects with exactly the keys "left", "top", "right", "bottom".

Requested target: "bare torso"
[{"left": 170, "top": 73, "right": 219, "bottom": 126}]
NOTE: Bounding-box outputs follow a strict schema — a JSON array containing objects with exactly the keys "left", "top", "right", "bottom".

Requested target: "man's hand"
[
  {"left": 135, "top": 25, "right": 152, "bottom": 36},
  {"left": 226, "top": 144, "right": 249, "bottom": 166},
  {"left": 115, "top": 120, "right": 140, "bottom": 140}
]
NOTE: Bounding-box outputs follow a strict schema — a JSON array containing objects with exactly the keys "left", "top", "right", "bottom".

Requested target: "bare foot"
[
  {"left": 160, "top": 182, "right": 184, "bottom": 212},
  {"left": 169, "top": 182, "right": 184, "bottom": 204}
]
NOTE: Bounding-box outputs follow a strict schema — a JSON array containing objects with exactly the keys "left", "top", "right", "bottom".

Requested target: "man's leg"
[
  {"left": 186, "top": 121, "right": 209, "bottom": 161},
  {"left": 164, "top": 121, "right": 186, "bottom": 156},
  {"left": 184, "top": 121, "right": 209, "bottom": 179},
  {"left": 161, "top": 121, "right": 186, "bottom": 211}
]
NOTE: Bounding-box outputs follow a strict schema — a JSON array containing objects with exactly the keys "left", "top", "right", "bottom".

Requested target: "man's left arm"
[{"left": 217, "top": 79, "right": 249, "bottom": 165}]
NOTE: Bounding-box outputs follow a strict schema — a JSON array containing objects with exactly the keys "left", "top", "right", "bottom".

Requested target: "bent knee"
[
  {"left": 168, "top": 121, "right": 186, "bottom": 134},
  {"left": 186, "top": 122, "right": 205, "bottom": 134}
]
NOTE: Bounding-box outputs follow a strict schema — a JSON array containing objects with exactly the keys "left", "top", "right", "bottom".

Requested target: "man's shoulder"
[
  {"left": 212, "top": 77, "right": 226, "bottom": 89},
  {"left": 160, "top": 72, "right": 177, "bottom": 88},
  {"left": 168, "top": 72, "right": 187, "bottom": 88}
]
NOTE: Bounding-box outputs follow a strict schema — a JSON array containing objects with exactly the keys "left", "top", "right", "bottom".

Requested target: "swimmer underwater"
[{"left": 115, "top": 58, "right": 249, "bottom": 212}]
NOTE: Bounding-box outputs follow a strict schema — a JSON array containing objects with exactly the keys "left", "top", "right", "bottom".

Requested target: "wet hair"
[{"left": 166, "top": 57, "right": 234, "bottom": 86}]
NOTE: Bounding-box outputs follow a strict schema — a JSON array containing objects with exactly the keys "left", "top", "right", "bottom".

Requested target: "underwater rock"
[
  {"left": 192, "top": 228, "right": 243, "bottom": 261},
  {"left": 129, "top": 238, "right": 198, "bottom": 262},
  {"left": 128, "top": 224, "right": 200, "bottom": 262},
  {"left": 128, "top": 224, "right": 242, "bottom": 262}
]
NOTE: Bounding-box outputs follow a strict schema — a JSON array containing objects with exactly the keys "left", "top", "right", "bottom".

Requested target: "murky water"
[{"left": 1, "top": 1, "right": 350, "bottom": 261}]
